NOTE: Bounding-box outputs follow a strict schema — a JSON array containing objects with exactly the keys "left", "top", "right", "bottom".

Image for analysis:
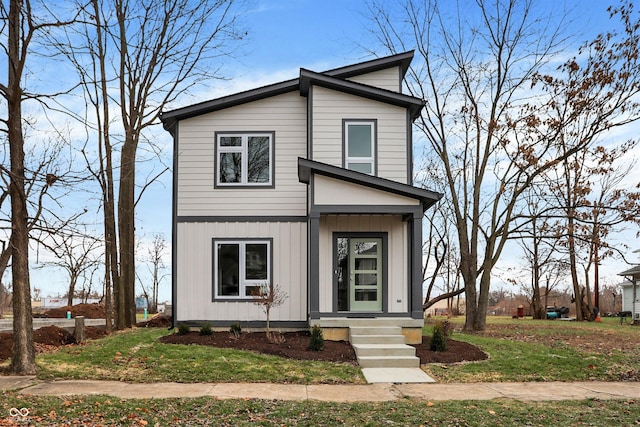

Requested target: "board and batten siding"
[
  {"left": 310, "top": 86, "right": 409, "bottom": 184},
  {"left": 176, "top": 221, "right": 307, "bottom": 322},
  {"left": 346, "top": 66, "right": 401, "bottom": 92},
  {"left": 317, "top": 215, "right": 408, "bottom": 313},
  {"left": 176, "top": 92, "right": 308, "bottom": 217}
]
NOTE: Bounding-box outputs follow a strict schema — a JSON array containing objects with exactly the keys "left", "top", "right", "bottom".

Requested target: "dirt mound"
[
  {"left": 137, "top": 314, "right": 172, "bottom": 328},
  {"left": 33, "top": 325, "right": 75, "bottom": 346},
  {"left": 0, "top": 324, "right": 104, "bottom": 362},
  {"left": 42, "top": 303, "right": 105, "bottom": 319},
  {"left": 0, "top": 333, "right": 11, "bottom": 362},
  {"left": 85, "top": 326, "right": 108, "bottom": 340}
]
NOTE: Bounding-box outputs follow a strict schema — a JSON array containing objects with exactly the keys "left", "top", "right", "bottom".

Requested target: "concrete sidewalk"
[{"left": 2, "top": 376, "right": 640, "bottom": 402}]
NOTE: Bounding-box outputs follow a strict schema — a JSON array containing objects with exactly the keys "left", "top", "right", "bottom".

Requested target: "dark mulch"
[
  {"left": 160, "top": 331, "right": 358, "bottom": 363},
  {"left": 159, "top": 331, "right": 488, "bottom": 365}
]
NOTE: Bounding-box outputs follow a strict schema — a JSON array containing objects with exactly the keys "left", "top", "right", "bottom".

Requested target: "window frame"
[
  {"left": 342, "top": 119, "right": 377, "bottom": 175},
  {"left": 214, "top": 131, "right": 275, "bottom": 188},
  {"left": 212, "top": 238, "right": 273, "bottom": 300}
]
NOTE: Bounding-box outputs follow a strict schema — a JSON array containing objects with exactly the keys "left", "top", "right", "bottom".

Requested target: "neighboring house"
[
  {"left": 618, "top": 265, "right": 640, "bottom": 321},
  {"left": 160, "top": 51, "right": 442, "bottom": 343}
]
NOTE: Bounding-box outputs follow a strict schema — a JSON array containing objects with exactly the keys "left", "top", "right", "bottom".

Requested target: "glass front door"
[{"left": 336, "top": 236, "right": 383, "bottom": 312}]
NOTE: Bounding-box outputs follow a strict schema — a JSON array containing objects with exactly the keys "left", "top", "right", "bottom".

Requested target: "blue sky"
[{"left": 28, "top": 0, "right": 639, "bottom": 302}]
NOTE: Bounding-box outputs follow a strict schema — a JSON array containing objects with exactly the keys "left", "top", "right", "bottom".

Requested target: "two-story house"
[{"left": 160, "top": 51, "right": 442, "bottom": 344}]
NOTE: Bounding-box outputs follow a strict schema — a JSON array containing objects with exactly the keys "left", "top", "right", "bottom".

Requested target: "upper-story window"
[
  {"left": 343, "top": 120, "right": 376, "bottom": 175},
  {"left": 215, "top": 132, "right": 274, "bottom": 187}
]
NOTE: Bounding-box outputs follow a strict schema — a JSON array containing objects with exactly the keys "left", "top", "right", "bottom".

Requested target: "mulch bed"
[{"left": 159, "top": 330, "right": 488, "bottom": 365}]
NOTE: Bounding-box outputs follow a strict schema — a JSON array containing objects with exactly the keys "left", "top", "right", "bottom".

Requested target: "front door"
[
  {"left": 336, "top": 235, "right": 383, "bottom": 312},
  {"left": 349, "top": 237, "right": 382, "bottom": 311}
]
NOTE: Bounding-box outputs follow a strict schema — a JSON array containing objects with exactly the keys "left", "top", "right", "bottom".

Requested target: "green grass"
[
  {"left": 1, "top": 393, "right": 638, "bottom": 426},
  {"left": 9, "top": 317, "right": 638, "bottom": 386},
  {"left": 423, "top": 317, "right": 640, "bottom": 383},
  {"left": 35, "top": 328, "right": 364, "bottom": 385}
]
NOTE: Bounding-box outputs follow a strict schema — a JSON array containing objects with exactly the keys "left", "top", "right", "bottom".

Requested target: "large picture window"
[
  {"left": 344, "top": 120, "right": 376, "bottom": 175},
  {"left": 216, "top": 132, "right": 274, "bottom": 186},
  {"left": 214, "top": 239, "right": 271, "bottom": 299}
]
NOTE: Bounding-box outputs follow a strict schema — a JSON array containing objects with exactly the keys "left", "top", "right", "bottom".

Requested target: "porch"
[{"left": 311, "top": 317, "right": 424, "bottom": 344}]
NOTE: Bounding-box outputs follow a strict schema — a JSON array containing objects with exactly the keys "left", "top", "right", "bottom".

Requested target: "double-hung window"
[
  {"left": 216, "top": 132, "right": 274, "bottom": 186},
  {"left": 214, "top": 239, "right": 271, "bottom": 299},
  {"left": 344, "top": 120, "right": 376, "bottom": 175}
]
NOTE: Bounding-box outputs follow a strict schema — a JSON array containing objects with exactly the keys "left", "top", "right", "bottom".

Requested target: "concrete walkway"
[{"left": 2, "top": 376, "right": 640, "bottom": 402}]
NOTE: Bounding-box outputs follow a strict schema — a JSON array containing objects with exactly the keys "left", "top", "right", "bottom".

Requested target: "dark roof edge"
[
  {"left": 299, "top": 69, "right": 425, "bottom": 120},
  {"left": 160, "top": 51, "right": 417, "bottom": 125},
  {"left": 618, "top": 265, "right": 640, "bottom": 276},
  {"left": 160, "top": 78, "right": 299, "bottom": 126},
  {"left": 297, "top": 158, "right": 442, "bottom": 210},
  {"left": 325, "top": 50, "right": 415, "bottom": 80}
]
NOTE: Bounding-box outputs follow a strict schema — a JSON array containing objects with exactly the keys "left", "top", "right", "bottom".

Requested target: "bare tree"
[
  {"left": 59, "top": 0, "right": 246, "bottom": 330},
  {"left": 0, "top": 0, "right": 79, "bottom": 374},
  {"left": 38, "top": 230, "right": 101, "bottom": 307},
  {"left": 508, "top": 186, "right": 569, "bottom": 319},
  {"left": 139, "top": 233, "right": 168, "bottom": 314},
  {"left": 368, "top": 0, "right": 640, "bottom": 330}
]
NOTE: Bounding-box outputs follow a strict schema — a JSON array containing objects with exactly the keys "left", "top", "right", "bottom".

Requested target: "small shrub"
[
  {"left": 177, "top": 323, "right": 190, "bottom": 336},
  {"left": 229, "top": 322, "right": 242, "bottom": 339},
  {"left": 308, "top": 324, "right": 324, "bottom": 351},
  {"left": 430, "top": 320, "right": 448, "bottom": 352},
  {"left": 199, "top": 323, "right": 213, "bottom": 336}
]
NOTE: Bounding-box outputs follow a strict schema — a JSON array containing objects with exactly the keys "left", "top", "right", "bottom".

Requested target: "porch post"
[
  {"left": 411, "top": 209, "right": 424, "bottom": 319},
  {"left": 309, "top": 213, "right": 321, "bottom": 319}
]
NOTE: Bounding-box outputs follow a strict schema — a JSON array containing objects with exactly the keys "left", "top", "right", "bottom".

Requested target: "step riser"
[
  {"left": 354, "top": 347, "right": 416, "bottom": 357},
  {"left": 349, "top": 326, "right": 402, "bottom": 337},
  {"left": 357, "top": 357, "right": 420, "bottom": 368},
  {"left": 350, "top": 335, "right": 406, "bottom": 345},
  {"left": 349, "top": 326, "right": 421, "bottom": 369}
]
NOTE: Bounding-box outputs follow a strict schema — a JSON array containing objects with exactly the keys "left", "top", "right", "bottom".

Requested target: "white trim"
[
  {"left": 216, "top": 133, "right": 273, "bottom": 186},
  {"left": 213, "top": 240, "right": 271, "bottom": 299},
  {"left": 345, "top": 121, "right": 375, "bottom": 175}
]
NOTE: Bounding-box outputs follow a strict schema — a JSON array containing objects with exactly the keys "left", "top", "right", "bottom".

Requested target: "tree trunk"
[
  {"left": 67, "top": 277, "right": 77, "bottom": 307},
  {"left": 473, "top": 270, "right": 492, "bottom": 331},
  {"left": 118, "top": 139, "right": 138, "bottom": 328},
  {"left": 7, "top": 0, "right": 37, "bottom": 375},
  {"left": 461, "top": 251, "right": 479, "bottom": 331}
]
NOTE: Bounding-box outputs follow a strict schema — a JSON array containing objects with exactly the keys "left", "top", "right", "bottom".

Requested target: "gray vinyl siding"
[
  {"left": 175, "top": 221, "right": 307, "bottom": 322},
  {"left": 176, "top": 92, "right": 308, "bottom": 216},
  {"left": 347, "top": 66, "right": 401, "bottom": 92},
  {"left": 317, "top": 215, "right": 408, "bottom": 314},
  {"left": 311, "top": 86, "right": 408, "bottom": 184}
]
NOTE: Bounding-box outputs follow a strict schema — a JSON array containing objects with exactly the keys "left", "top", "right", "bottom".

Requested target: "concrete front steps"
[{"left": 349, "top": 326, "right": 420, "bottom": 368}]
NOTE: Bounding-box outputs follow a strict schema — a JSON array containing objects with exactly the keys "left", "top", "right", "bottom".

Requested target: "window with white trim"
[
  {"left": 344, "top": 121, "right": 376, "bottom": 175},
  {"left": 216, "top": 132, "right": 273, "bottom": 186},
  {"left": 214, "top": 240, "right": 271, "bottom": 298}
]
